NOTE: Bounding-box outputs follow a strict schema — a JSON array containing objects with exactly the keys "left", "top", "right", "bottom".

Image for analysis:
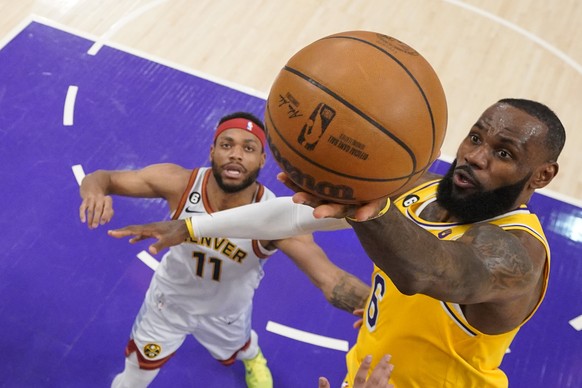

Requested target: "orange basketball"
[{"left": 265, "top": 31, "right": 447, "bottom": 203}]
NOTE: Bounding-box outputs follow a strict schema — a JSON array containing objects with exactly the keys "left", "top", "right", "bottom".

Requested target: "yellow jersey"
[{"left": 345, "top": 180, "right": 550, "bottom": 387}]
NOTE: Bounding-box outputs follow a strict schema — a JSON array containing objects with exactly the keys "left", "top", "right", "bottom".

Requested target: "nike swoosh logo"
[{"left": 185, "top": 207, "right": 204, "bottom": 214}]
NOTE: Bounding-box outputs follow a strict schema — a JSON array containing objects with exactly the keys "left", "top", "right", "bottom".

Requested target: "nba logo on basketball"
[{"left": 297, "top": 103, "right": 336, "bottom": 151}]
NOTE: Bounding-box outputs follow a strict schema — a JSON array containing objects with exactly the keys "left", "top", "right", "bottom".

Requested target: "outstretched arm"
[
  {"left": 109, "top": 197, "right": 350, "bottom": 254},
  {"left": 273, "top": 234, "right": 370, "bottom": 313},
  {"left": 79, "top": 164, "right": 188, "bottom": 229}
]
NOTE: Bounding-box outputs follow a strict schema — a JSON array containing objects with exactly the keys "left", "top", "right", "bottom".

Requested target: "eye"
[
  {"left": 220, "top": 143, "right": 231, "bottom": 149},
  {"left": 245, "top": 145, "right": 257, "bottom": 152},
  {"left": 469, "top": 133, "right": 480, "bottom": 144},
  {"left": 497, "top": 149, "right": 512, "bottom": 160}
]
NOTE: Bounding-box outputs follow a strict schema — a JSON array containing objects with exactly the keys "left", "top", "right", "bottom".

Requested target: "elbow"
[
  {"left": 389, "top": 263, "right": 445, "bottom": 296},
  {"left": 390, "top": 272, "right": 425, "bottom": 296}
]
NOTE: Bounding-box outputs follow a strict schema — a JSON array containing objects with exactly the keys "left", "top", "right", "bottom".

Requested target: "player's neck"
[
  {"left": 420, "top": 202, "right": 459, "bottom": 223},
  {"left": 206, "top": 177, "right": 258, "bottom": 212}
]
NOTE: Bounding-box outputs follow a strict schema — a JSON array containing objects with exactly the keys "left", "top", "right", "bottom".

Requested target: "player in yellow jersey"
[
  {"left": 109, "top": 98, "right": 566, "bottom": 387},
  {"left": 302, "top": 98, "right": 565, "bottom": 387}
]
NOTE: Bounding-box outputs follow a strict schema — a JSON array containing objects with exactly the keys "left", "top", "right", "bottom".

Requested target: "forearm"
[
  {"left": 80, "top": 170, "right": 112, "bottom": 195},
  {"left": 327, "top": 272, "right": 370, "bottom": 313},
  {"left": 191, "top": 197, "right": 350, "bottom": 240},
  {"left": 348, "top": 205, "right": 451, "bottom": 295}
]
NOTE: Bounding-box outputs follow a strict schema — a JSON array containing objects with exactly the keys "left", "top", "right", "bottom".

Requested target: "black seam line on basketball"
[
  {"left": 283, "top": 65, "right": 418, "bottom": 175},
  {"left": 266, "top": 105, "right": 417, "bottom": 182},
  {"left": 322, "top": 35, "right": 438, "bottom": 162}
]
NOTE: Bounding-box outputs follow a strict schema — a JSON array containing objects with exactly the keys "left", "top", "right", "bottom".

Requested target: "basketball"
[{"left": 265, "top": 31, "right": 448, "bottom": 203}]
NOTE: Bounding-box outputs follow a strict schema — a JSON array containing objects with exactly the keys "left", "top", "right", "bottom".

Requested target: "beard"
[
  {"left": 436, "top": 160, "right": 531, "bottom": 223},
  {"left": 211, "top": 161, "right": 261, "bottom": 193}
]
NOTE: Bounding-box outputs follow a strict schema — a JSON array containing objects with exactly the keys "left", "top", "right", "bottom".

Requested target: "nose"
[
  {"left": 228, "top": 145, "right": 244, "bottom": 160},
  {"left": 463, "top": 145, "right": 488, "bottom": 169}
]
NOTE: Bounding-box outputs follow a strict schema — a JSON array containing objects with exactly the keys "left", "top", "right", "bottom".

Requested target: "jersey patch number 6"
[{"left": 366, "top": 273, "right": 386, "bottom": 332}]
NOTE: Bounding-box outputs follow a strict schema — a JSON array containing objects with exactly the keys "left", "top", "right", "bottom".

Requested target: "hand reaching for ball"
[{"left": 277, "top": 172, "right": 388, "bottom": 222}]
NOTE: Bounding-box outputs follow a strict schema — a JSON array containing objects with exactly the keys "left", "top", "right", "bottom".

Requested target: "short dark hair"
[
  {"left": 498, "top": 98, "right": 566, "bottom": 162},
  {"left": 218, "top": 112, "right": 265, "bottom": 131}
]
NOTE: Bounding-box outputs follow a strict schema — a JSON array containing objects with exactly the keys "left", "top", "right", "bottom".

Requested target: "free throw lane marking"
[
  {"left": 72, "top": 164, "right": 86, "bottom": 186},
  {"left": 569, "top": 315, "right": 582, "bottom": 331},
  {"left": 87, "top": 0, "right": 168, "bottom": 56},
  {"left": 266, "top": 321, "right": 349, "bottom": 351},
  {"left": 63, "top": 85, "right": 79, "bottom": 126},
  {"left": 137, "top": 250, "right": 160, "bottom": 271}
]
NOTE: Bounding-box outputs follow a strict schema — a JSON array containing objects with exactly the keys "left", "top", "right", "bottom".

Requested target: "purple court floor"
[{"left": 0, "top": 19, "right": 581, "bottom": 387}]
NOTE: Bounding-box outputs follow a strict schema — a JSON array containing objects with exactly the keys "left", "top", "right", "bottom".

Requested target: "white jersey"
[{"left": 152, "top": 167, "right": 277, "bottom": 316}]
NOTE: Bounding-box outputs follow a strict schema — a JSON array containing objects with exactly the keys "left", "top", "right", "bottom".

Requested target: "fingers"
[
  {"left": 352, "top": 308, "right": 365, "bottom": 329},
  {"left": 276, "top": 172, "right": 303, "bottom": 193},
  {"left": 79, "top": 199, "right": 88, "bottom": 223},
  {"left": 313, "top": 203, "right": 351, "bottom": 219},
  {"left": 80, "top": 195, "right": 113, "bottom": 229},
  {"left": 100, "top": 196, "right": 114, "bottom": 225},
  {"left": 352, "top": 355, "right": 394, "bottom": 388},
  {"left": 108, "top": 223, "right": 170, "bottom": 256},
  {"left": 79, "top": 197, "right": 94, "bottom": 226},
  {"left": 318, "top": 377, "right": 331, "bottom": 388},
  {"left": 107, "top": 228, "right": 134, "bottom": 238},
  {"left": 367, "top": 355, "right": 394, "bottom": 387},
  {"left": 129, "top": 235, "right": 150, "bottom": 244},
  {"left": 108, "top": 227, "right": 153, "bottom": 244},
  {"left": 149, "top": 241, "right": 165, "bottom": 255},
  {"left": 292, "top": 191, "right": 324, "bottom": 207},
  {"left": 352, "top": 202, "right": 381, "bottom": 222},
  {"left": 353, "top": 355, "right": 373, "bottom": 387}
]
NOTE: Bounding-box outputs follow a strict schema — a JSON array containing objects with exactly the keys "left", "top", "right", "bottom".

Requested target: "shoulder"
[
  {"left": 142, "top": 163, "right": 191, "bottom": 175},
  {"left": 416, "top": 170, "right": 443, "bottom": 184},
  {"left": 462, "top": 223, "right": 546, "bottom": 284}
]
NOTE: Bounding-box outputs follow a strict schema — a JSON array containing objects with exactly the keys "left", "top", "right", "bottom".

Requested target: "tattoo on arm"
[
  {"left": 329, "top": 273, "right": 371, "bottom": 313},
  {"left": 465, "top": 225, "right": 534, "bottom": 293}
]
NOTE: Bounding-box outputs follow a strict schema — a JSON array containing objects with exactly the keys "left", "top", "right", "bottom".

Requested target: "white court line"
[
  {"left": 569, "top": 315, "right": 582, "bottom": 331},
  {"left": 443, "top": 0, "right": 582, "bottom": 75},
  {"left": 87, "top": 0, "right": 168, "bottom": 56},
  {"left": 137, "top": 250, "right": 160, "bottom": 271},
  {"left": 537, "top": 187, "right": 582, "bottom": 210},
  {"left": 29, "top": 16, "right": 266, "bottom": 100},
  {"left": 63, "top": 85, "right": 79, "bottom": 126},
  {"left": 266, "top": 321, "right": 349, "bottom": 351},
  {"left": 71, "top": 164, "right": 86, "bottom": 186},
  {"left": 0, "top": 17, "right": 37, "bottom": 50}
]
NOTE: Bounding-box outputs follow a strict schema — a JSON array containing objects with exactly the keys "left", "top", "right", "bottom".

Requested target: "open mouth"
[
  {"left": 453, "top": 169, "right": 477, "bottom": 189},
  {"left": 223, "top": 164, "right": 245, "bottom": 179}
]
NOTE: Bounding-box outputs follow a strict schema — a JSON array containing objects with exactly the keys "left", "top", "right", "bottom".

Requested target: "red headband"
[{"left": 214, "top": 118, "right": 266, "bottom": 149}]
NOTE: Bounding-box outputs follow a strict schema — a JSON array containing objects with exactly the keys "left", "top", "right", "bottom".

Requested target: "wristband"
[
  {"left": 184, "top": 217, "right": 196, "bottom": 239},
  {"left": 346, "top": 198, "right": 391, "bottom": 222}
]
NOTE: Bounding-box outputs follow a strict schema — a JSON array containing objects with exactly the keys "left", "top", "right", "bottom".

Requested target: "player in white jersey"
[{"left": 79, "top": 112, "right": 371, "bottom": 388}]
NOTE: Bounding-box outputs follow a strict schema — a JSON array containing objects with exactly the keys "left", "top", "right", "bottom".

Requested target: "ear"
[
  {"left": 209, "top": 145, "right": 215, "bottom": 162},
  {"left": 259, "top": 151, "right": 267, "bottom": 168},
  {"left": 530, "top": 162, "right": 559, "bottom": 189}
]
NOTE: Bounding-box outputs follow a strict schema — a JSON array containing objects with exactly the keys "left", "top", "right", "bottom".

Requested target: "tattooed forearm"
[{"left": 329, "top": 273, "right": 371, "bottom": 313}]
